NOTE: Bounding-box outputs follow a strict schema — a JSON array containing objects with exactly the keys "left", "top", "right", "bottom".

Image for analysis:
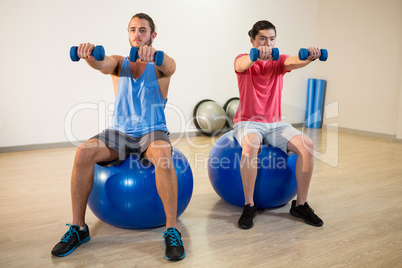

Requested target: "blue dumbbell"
[
  {"left": 250, "top": 47, "right": 279, "bottom": 61},
  {"left": 129, "top": 47, "right": 164, "bottom": 66},
  {"left": 298, "top": 48, "right": 328, "bottom": 61},
  {"left": 70, "top": 45, "right": 105, "bottom": 62}
]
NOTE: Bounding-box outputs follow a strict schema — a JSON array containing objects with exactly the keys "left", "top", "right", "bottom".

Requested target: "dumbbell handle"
[
  {"left": 70, "top": 45, "right": 105, "bottom": 62},
  {"left": 250, "top": 47, "right": 280, "bottom": 61},
  {"left": 129, "top": 47, "right": 164, "bottom": 66},
  {"left": 298, "top": 48, "right": 328, "bottom": 61}
]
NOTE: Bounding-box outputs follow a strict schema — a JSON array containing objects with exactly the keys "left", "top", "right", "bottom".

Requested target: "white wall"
[
  {"left": 314, "top": 0, "right": 402, "bottom": 136},
  {"left": 2, "top": 0, "right": 402, "bottom": 148},
  {"left": 0, "top": 0, "right": 318, "bottom": 147}
]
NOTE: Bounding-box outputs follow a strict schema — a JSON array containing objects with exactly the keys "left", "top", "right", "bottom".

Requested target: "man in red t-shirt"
[{"left": 234, "top": 20, "right": 323, "bottom": 229}]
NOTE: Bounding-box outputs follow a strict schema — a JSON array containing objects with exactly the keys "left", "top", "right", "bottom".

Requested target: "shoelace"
[
  {"left": 162, "top": 228, "right": 183, "bottom": 247},
  {"left": 60, "top": 223, "right": 81, "bottom": 243}
]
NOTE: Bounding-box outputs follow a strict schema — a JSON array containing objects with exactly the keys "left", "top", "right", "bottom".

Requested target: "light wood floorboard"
[{"left": 0, "top": 129, "right": 401, "bottom": 267}]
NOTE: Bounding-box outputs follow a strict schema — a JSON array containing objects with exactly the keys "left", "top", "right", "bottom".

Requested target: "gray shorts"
[
  {"left": 90, "top": 129, "right": 171, "bottom": 167},
  {"left": 233, "top": 121, "right": 302, "bottom": 155}
]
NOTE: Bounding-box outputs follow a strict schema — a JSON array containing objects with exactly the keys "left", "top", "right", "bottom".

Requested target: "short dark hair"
[
  {"left": 248, "top": 20, "right": 276, "bottom": 39},
  {"left": 129, "top": 13, "right": 156, "bottom": 34}
]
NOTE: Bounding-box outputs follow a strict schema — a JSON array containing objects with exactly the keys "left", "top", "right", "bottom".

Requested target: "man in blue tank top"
[{"left": 52, "top": 13, "right": 185, "bottom": 261}]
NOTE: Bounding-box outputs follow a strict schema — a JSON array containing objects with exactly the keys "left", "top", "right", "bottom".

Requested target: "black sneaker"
[
  {"left": 289, "top": 200, "right": 323, "bottom": 227},
  {"left": 163, "top": 227, "right": 185, "bottom": 261},
  {"left": 51, "top": 224, "right": 90, "bottom": 257},
  {"left": 238, "top": 204, "right": 257, "bottom": 229}
]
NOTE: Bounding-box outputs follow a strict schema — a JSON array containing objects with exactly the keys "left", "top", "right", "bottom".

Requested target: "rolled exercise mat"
[
  {"left": 305, "top": 78, "right": 316, "bottom": 128},
  {"left": 311, "top": 79, "right": 327, "bottom": 129}
]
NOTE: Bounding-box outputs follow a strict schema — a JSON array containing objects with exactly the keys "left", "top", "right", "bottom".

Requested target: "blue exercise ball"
[
  {"left": 208, "top": 130, "right": 297, "bottom": 208},
  {"left": 88, "top": 147, "right": 193, "bottom": 229}
]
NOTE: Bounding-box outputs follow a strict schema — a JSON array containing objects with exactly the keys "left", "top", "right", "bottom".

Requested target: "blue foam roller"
[
  {"left": 305, "top": 78, "right": 316, "bottom": 128},
  {"left": 311, "top": 79, "right": 326, "bottom": 129}
]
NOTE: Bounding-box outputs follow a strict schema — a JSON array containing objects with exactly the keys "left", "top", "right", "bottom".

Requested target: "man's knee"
[
  {"left": 241, "top": 134, "right": 261, "bottom": 157},
  {"left": 300, "top": 135, "right": 314, "bottom": 152},
  {"left": 75, "top": 139, "right": 106, "bottom": 165},
  {"left": 290, "top": 135, "right": 314, "bottom": 158},
  {"left": 146, "top": 141, "right": 173, "bottom": 167}
]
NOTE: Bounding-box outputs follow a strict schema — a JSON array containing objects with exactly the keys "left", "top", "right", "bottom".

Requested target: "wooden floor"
[{"left": 1, "top": 128, "right": 401, "bottom": 267}]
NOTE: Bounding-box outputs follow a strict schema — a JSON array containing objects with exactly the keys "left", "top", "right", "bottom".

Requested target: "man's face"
[
  {"left": 128, "top": 17, "right": 156, "bottom": 47},
  {"left": 252, "top": 29, "right": 276, "bottom": 48}
]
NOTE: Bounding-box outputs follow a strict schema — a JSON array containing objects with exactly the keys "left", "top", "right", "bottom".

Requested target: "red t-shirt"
[{"left": 233, "top": 54, "right": 290, "bottom": 124}]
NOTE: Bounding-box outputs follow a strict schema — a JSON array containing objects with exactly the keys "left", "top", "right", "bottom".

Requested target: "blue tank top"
[{"left": 108, "top": 58, "right": 169, "bottom": 137}]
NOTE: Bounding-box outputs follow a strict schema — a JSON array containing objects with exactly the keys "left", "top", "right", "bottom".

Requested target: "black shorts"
[{"left": 90, "top": 129, "right": 171, "bottom": 167}]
